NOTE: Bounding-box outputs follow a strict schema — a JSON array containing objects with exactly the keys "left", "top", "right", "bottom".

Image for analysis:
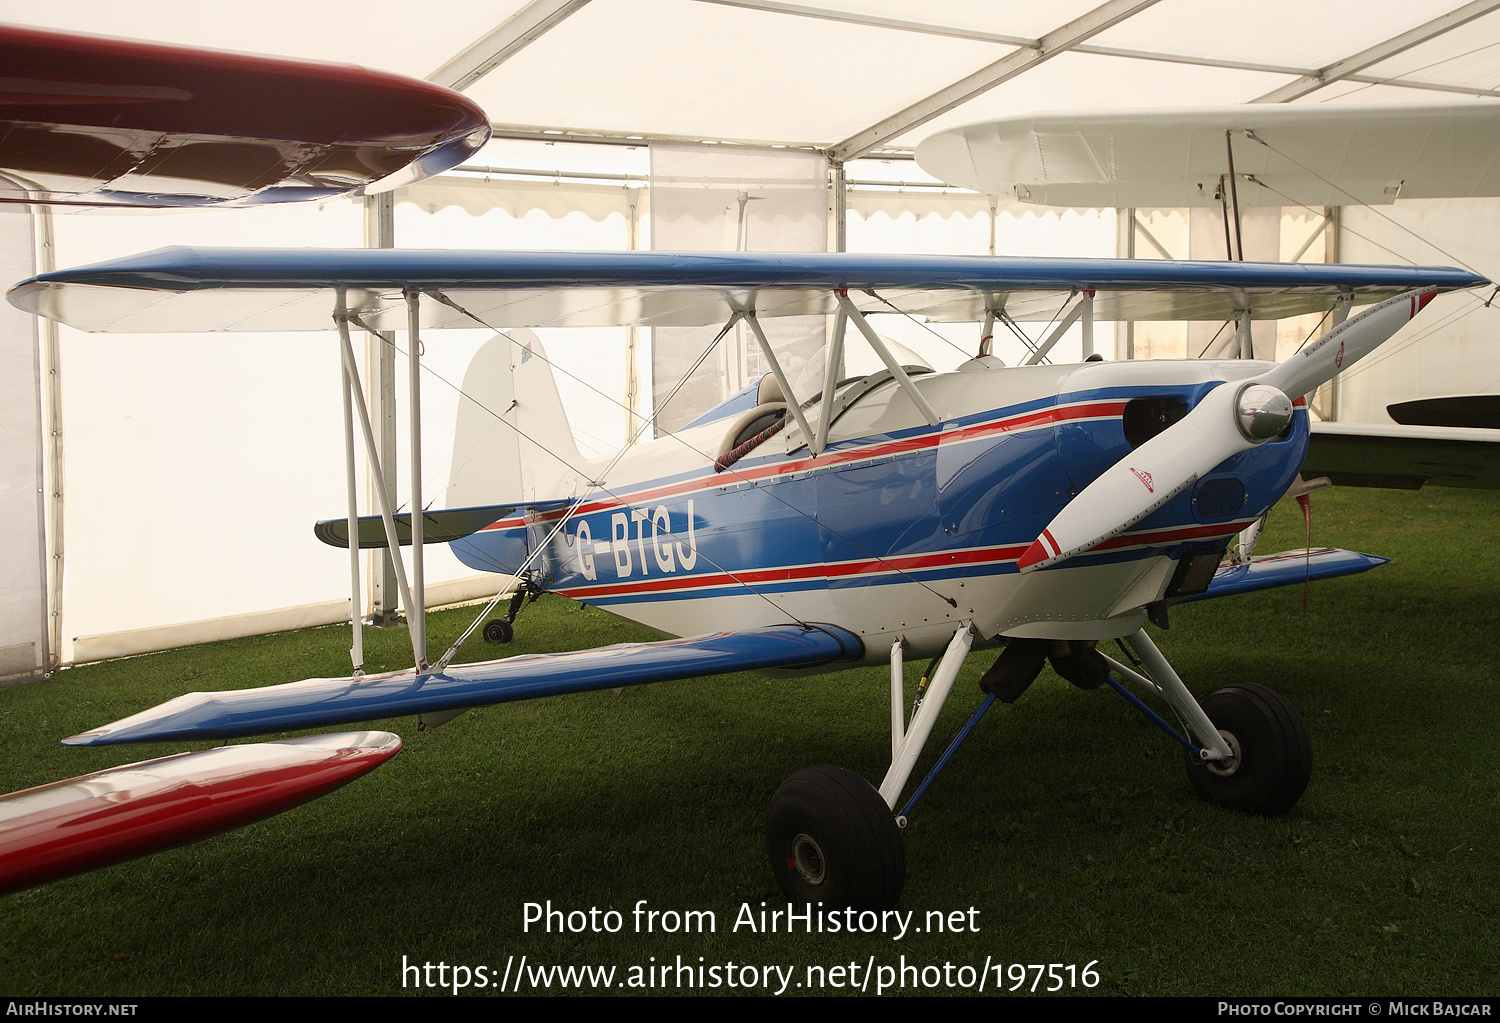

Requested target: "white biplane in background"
[
  {"left": 919, "top": 102, "right": 1500, "bottom": 489},
  {"left": 7, "top": 246, "right": 1486, "bottom": 907}
]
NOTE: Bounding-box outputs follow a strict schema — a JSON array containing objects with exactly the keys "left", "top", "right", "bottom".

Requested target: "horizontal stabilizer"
[
  {"left": 63, "top": 625, "right": 864, "bottom": 747},
  {"left": 0, "top": 732, "right": 400, "bottom": 894},
  {"left": 313, "top": 503, "right": 535, "bottom": 549},
  {"left": 1180, "top": 548, "right": 1388, "bottom": 604}
]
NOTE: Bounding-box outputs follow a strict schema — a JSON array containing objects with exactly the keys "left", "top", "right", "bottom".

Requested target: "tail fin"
[{"left": 448, "top": 329, "right": 586, "bottom": 507}]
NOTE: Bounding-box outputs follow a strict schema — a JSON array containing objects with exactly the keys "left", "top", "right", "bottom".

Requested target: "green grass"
[{"left": 1, "top": 486, "right": 1497, "bottom": 997}]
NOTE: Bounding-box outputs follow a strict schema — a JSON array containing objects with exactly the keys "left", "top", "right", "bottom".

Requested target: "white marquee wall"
[
  {"left": 0, "top": 201, "right": 45, "bottom": 683},
  {"left": 47, "top": 188, "right": 643, "bottom": 665},
  {"left": 50, "top": 201, "right": 362, "bottom": 662},
  {"left": 1339, "top": 197, "right": 1500, "bottom": 422}
]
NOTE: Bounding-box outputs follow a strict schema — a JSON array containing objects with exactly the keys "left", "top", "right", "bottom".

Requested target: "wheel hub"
[
  {"left": 790, "top": 833, "right": 826, "bottom": 885},
  {"left": 1204, "top": 729, "right": 1242, "bottom": 777}
]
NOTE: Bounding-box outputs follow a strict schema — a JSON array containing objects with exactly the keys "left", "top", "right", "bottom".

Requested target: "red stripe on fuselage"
[
  {"left": 480, "top": 398, "right": 1130, "bottom": 533},
  {"left": 558, "top": 517, "right": 1255, "bottom": 602}
]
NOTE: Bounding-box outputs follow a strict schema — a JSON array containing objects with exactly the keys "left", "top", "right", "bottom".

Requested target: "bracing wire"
[
  {"left": 1242, "top": 131, "right": 1490, "bottom": 279},
  {"left": 863, "top": 289, "right": 986, "bottom": 364},
  {"left": 1237, "top": 177, "right": 1496, "bottom": 380},
  {"left": 1228, "top": 137, "right": 1497, "bottom": 387},
  {"left": 1194, "top": 319, "right": 1235, "bottom": 360}
]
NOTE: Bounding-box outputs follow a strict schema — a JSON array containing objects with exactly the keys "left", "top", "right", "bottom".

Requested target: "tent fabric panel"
[
  {"left": 1089, "top": 0, "right": 1464, "bottom": 70},
  {"left": 465, "top": 0, "right": 1010, "bottom": 146},
  {"left": 0, "top": 194, "right": 48, "bottom": 684}
]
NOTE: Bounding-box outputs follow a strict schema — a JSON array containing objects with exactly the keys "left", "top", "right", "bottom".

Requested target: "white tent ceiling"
[{"left": 5, "top": 0, "right": 1500, "bottom": 157}]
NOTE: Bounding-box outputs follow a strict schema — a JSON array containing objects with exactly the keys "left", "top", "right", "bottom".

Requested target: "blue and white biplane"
[{"left": 8, "top": 248, "right": 1487, "bottom": 907}]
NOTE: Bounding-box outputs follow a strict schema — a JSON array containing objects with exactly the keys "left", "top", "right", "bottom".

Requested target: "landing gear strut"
[
  {"left": 482, "top": 577, "right": 543, "bottom": 644},
  {"left": 763, "top": 622, "right": 1314, "bottom": 909},
  {"left": 1102, "top": 629, "right": 1311, "bottom": 816}
]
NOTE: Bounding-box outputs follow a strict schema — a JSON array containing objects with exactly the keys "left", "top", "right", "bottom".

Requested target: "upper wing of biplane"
[
  {"left": 917, "top": 104, "right": 1500, "bottom": 209},
  {"left": 0, "top": 24, "right": 490, "bottom": 208},
  {"left": 7, "top": 246, "right": 1488, "bottom": 332}
]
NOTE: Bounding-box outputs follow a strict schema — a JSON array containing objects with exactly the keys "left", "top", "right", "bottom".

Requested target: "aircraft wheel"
[
  {"left": 482, "top": 619, "right": 514, "bottom": 644},
  {"left": 1184, "top": 683, "right": 1311, "bottom": 816},
  {"left": 766, "top": 765, "right": 904, "bottom": 910}
]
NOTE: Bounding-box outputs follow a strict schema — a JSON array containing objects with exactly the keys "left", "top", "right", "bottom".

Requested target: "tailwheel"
[
  {"left": 766, "top": 765, "right": 905, "bottom": 910},
  {"left": 1184, "top": 683, "right": 1312, "bottom": 816},
  {"left": 482, "top": 580, "right": 540, "bottom": 644}
]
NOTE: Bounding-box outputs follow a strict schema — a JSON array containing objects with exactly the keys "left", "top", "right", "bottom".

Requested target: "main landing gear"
[
  {"left": 764, "top": 624, "right": 1312, "bottom": 910},
  {"left": 1100, "top": 633, "right": 1312, "bottom": 817},
  {"left": 766, "top": 624, "right": 976, "bottom": 911}
]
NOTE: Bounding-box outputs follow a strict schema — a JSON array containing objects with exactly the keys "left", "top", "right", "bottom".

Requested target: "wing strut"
[
  {"left": 333, "top": 293, "right": 425, "bottom": 671},
  {"left": 405, "top": 290, "right": 426, "bottom": 666},
  {"left": 835, "top": 291, "right": 941, "bottom": 427},
  {"left": 337, "top": 296, "right": 364, "bottom": 672},
  {"left": 814, "top": 306, "right": 848, "bottom": 454},
  {"left": 1023, "top": 289, "right": 1088, "bottom": 366},
  {"left": 744, "top": 310, "right": 819, "bottom": 455}
]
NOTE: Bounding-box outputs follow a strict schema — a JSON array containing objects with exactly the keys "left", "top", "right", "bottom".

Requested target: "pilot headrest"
[{"left": 756, "top": 373, "right": 785, "bottom": 406}]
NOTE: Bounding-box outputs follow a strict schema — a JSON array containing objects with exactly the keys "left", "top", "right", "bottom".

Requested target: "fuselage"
[{"left": 453, "top": 357, "right": 1307, "bottom": 662}]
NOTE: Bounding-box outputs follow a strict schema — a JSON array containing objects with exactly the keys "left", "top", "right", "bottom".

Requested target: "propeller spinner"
[{"left": 1018, "top": 289, "right": 1437, "bottom": 573}]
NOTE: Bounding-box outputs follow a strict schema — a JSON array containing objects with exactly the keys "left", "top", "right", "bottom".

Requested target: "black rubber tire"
[
  {"left": 766, "top": 765, "right": 905, "bottom": 910},
  {"left": 1184, "top": 683, "right": 1312, "bottom": 816},
  {"left": 482, "top": 619, "right": 514, "bottom": 644}
]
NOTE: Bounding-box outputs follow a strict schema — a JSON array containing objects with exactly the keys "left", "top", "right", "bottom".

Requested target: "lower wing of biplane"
[
  {"left": 1304, "top": 392, "right": 1500, "bottom": 492},
  {"left": 6, "top": 248, "right": 1487, "bottom": 905},
  {"left": 1305, "top": 420, "right": 1500, "bottom": 490}
]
